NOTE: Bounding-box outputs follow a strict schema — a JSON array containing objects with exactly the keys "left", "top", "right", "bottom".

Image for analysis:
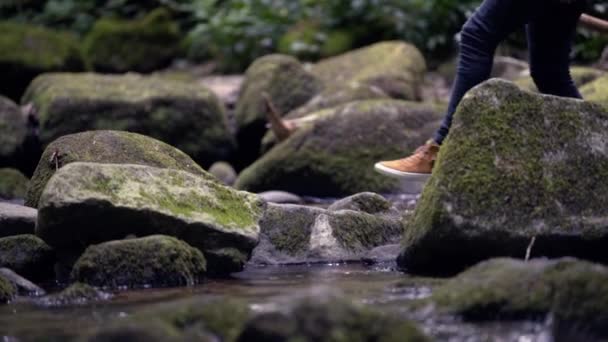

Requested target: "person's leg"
[
  {"left": 527, "top": 0, "right": 585, "bottom": 99},
  {"left": 434, "top": 0, "right": 531, "bottom": 144}
]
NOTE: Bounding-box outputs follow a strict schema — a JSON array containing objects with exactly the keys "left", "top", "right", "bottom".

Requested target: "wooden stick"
[
  {"left": 262, "top": 92, "right": 293, "bottom": 142},
  {"left": 580, "top": 14, "right": 608, "bottom": 34}
]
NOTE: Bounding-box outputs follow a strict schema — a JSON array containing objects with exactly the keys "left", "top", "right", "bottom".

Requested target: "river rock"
[
  {"left": 0, "top": 97, "right": 27, "bottom": 169},
  {"left": 0, "top": 168, "right": 28, "bottom": 201},
  {"left": 0, "top": 235, "right": 54, "bottom": 281},
  {"left": 83, "top": 8, "right": 180, "bottom": 73},
  {"left": 0, "top": 268, "right": 45, "bottom": 296},
  {"left": 581, "top": 73, "right": 608, "bottom": 110},
  {"left": 0, "top": 203, "right": 36, "bottom": 237},
  {"left": 38, "top": 283, "right": 109, "bottom": 307},
  {"left": 432, "top": 258, "right": 608, "bottom": 339},
  {"left": 251, "top": 203, "right": 403, "bottom": 264},
  {"left": 25, "top": 130, "right": 208, "bottom": 208},
  {"left": 237, "top": 292, "right": 430, "bottom": 342},
  {"left": 0, "top": 21, "right": 84, "bottom": 101},
  {"left": 311, "top": 41, "right": 426, "bottom": 101},
  {"left": 37, "top": 162, "right": 265, "bottom": 274},
  {"left": 208, "top": 161, "right": 237, "bottom": 186},
  {"left": 398, "top": 79, "right": 608, "bottom": 275},
  {"left": 0, "top": 273, "right": 16, "bottom": 304},
  {"left": 234, "top": 54, "right": 322, "bottom": 168},
  {"left": 21, "top": 73, "right": 234, "bottom": 167},
  {"left": 236, "top": 99, "right": 442, "bottom": 197},
  {"left": 328, "top": 192, "right": 392, "bottom": 214},
  {"left": 515, "top": 66, "right": 604, "bottom": 93},
  {"left": 71, "top": 235, "right": 206, "bottom": 289},
  {"left": 258, "top": 191, "right": 303, "bottom": 204}
]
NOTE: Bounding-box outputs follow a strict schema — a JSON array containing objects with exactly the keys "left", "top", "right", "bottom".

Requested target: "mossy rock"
[
  {"left": 0, "top": 234, "right": 54, "bottom": 281},
  {"left": 252, "top": 204, "right": 402, "bottom": 265},
  {"left": 0, "top": 203, "right": 37, "bottom": 238},
  {"left": 514, "top": 66, "right": 604, "bottom": 93},
  {"left": 398, "top": 79, "right": 608, "bottom": 275},
  {"left": 311, "top": 41, "right": 426, "bottom": 101},
  {"left": 72, "top": 235, "right": 206, "bottom": 289},
  {"left": 0, "top": 21, "right": 83, "bottom": 101},
  {"left": 0, "top": 168, "right": 28, "bottom": 201},
  {"left": 236, "top": 99, "right": 442, "bottom": 197},
  {"left": 37, "top": 162, "right": 265, "bottom": 274},
  {"left": 82, "top": 8, "right": 180, "bottom": 73},
  {"left": 39, "top": 282, "right": 109, "bottom": 307},
  {"left": 22, "top": 73, "right": 234, "bottom": 167},
  {"left": 25, "top": 130, "right": 209, "bottom": 208},
  {"left": 328, "top": 192, "right": 392, "bottom": 214},
  {"left": 237, "top": 293, "right": 430, "bottom": 342},
  {"left": 234, "top": 54, "right": 322, "bottom": 168},
  {"left": 581, "top": 74, "right": 608, "bottom": 111},
  {"left": 432, "top": 258, "right": 608, "bottom": 338},
  {"left": 0, "top": 96, "right": 27, "bottom": 168},
  {"left": 0, "top": 273, "right": 16, "bottom": 304}
]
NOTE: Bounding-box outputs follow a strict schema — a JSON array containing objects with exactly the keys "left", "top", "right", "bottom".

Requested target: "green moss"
[
  {"left": 71, "top": 235, "right": 206, "bottom": 289},
  {"left": 515, "top": 66, "right": 604, "bottom": 93},
  {"left": 328, "top": 192, "right": 391, "bottom": 214},
  {"left": 0, "top": 234, "right": 55, "bottom": 281},
  {"left": 42, "top": 283, "right": 109, "bottom": 306},
  {"left": 25, "top": 130, "right": 209, "bottom": 208},
  {"left": 260, "top": 204, "right": 323, "bottom": 256},
  {"left": 82, "top": 8, "right": 180, "bottom": 73},
  {"left": 320, "top": 30, "right": 355, "bottom": 58},
  {"left": 581, "top": 74, "right": 608, "bottom": 110},
  {"left": 0, "top": 168, "right": 28, "bottom": 200},
  {"left": 329, "top": 211, "right": 402, "bottom": 252},
  {"left": 0, "top": 274, "right": 16, "bottom": 304}
]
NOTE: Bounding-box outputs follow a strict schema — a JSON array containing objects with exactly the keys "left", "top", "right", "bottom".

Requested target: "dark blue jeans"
[{"left": 434, "top": 0, "right": 587, "bottom": 144}]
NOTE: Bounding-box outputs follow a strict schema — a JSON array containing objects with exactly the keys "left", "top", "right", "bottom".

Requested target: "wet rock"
[
  {"left": 72, "top": 235, "right": 206, "bottom": 289},
  {"left": 83, "top": 8, "right": 180, "bottom": 73},
  {"left": 515, "top": 66, "right": 604, "bottom": 93},
  {"left": 22, "top": 73, "right": 234, "bottom": 168},
  {"left": 237, "top": 292, "right": 430, "bottom": 342},
  {"left": 234, "top": 54, "right": 322, "bottom": 168},
  {"left": 208, "top": 161, "right": 237, "bottom": 186},
  {"left": 0, "top": 169, "right": 28, "bottom": 202},
  {"left": 432, "top": 258, "right": 608, "bottom": 339},
  {"left": 0, "top": 235, "right": 54, "bottom": 281},
  {"left": 581, "top": 73, "right": 608, "bottom": 110},
  {"left": 26, "top": 130, "right": 209, "bottom": 208},
  {"left": 311, "top": 41, "right": 426, "bottom": 101},
  {"left": 39, "top": 283, "right": 109, "bottom": 307},
  {"left": 37, "top": 162, "right": 265, "bottom": 274},
  {"left": 398, "top": 79, "right": 608, "bottom": 275},
  {"left": 236, "top": 99, "right": 441, "bottom": 197},
  {"left": 251, "top": 203, "right": 403, "bottom": 264},
  {"left": 0, "top": 273, "right": 16, "bottom": 304},
  {"left": 0, "top": 203, "right": 36, "bottom": 237},
  {"left": 0, "top": 22, "right": 84, "bottom": 101},
  {"left": 361, "top": 244, "right": 402, "bottom": 264},
  {"left": 328, "top": 192, "right": 392, "bottom": 214},
  {"left": 258, "top": 191, "right": 303, "bottom": 204},
  {"left": 0, "top": 97, "right": 27, "bottom": 169},
  {"left": 0, "top": 268, "right": 45, "bottom": 296}
]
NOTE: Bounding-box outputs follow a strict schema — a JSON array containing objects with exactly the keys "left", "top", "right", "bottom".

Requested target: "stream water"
[{"left": 0, "top": 263, "right": 551, "bottom": 342}]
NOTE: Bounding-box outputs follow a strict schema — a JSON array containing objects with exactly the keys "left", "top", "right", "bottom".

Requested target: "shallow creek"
[{"left": 0, "top": 263, "right": 550, "bottom": 341}]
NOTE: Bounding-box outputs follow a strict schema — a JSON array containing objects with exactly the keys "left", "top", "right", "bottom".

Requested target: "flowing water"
[{"left": 0, "top": 263, "right": 551, "bottom": 342}]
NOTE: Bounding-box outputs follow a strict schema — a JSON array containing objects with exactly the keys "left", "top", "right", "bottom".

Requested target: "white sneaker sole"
[{"left": 374, "top": 163, "right": 432, "bottom": 181}]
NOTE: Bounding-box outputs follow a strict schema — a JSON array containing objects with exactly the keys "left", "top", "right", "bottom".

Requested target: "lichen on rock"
[
  {"left": 398, "top": 79, "right": 608, "bottom": 275},
  {"left": 22, "top": 73, "right": 234, "bottom": 167},
  {"left": 26, "top": 130, "right": 209, "bottom": 208}
]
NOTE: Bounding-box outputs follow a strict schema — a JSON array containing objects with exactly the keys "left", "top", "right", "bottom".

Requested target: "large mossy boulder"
[
  {"left": 398, "top": 79, "right": 608, "bottom": 275},
  {"left": 236, "top": 99, "right": 442, "bottom": 197},
  {"left": 432, "top": 258, "right": 608, "bottom": 338},
  {"left": 234, "top": 54, "right": 322, "bottom": 168},
  {"left": 82, "top": 9, "right": 180, "bottom": 73},
  {"left": 0, "top": 97, "right": 27, "bottom": 169},
  {"left": 238, "top": 293, "right": 430, "bottom": 342},
  {"left": 25, "top": 130, "right": 208, "bottom": 208},
  {"left": 310, "top": 41, "right": 426, "bottom": 101},
  {"left": 37, "top": 162, "right": 265, "bottom": 274},
  {"left": 0, "top": 21, "right": 84, "bottom": 101},
  {"left": 0, "top": 168, "right": 28, "bottom": 201},
  {"left": 0, "top": 203, "right": 36, "bottom": 237},
  {"left": 251, "top": 203, "right": 403, "bottom": 265},
  {"left": 581, "top": 73, "right": 608, "bottom": 110},
  {"left": 0, "top": 234, "right": 54, "bottom": 281},
  {"left": 71, "top": 235, "right": 206, "bottom": 289},
  {"left": 22, "top": 73, "right": 234, "bottom": 167}
]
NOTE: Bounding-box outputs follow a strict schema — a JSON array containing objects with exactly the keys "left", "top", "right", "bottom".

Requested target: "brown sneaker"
[{"left": 374, "top": 140, "right": 440, "bottom": 180}]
